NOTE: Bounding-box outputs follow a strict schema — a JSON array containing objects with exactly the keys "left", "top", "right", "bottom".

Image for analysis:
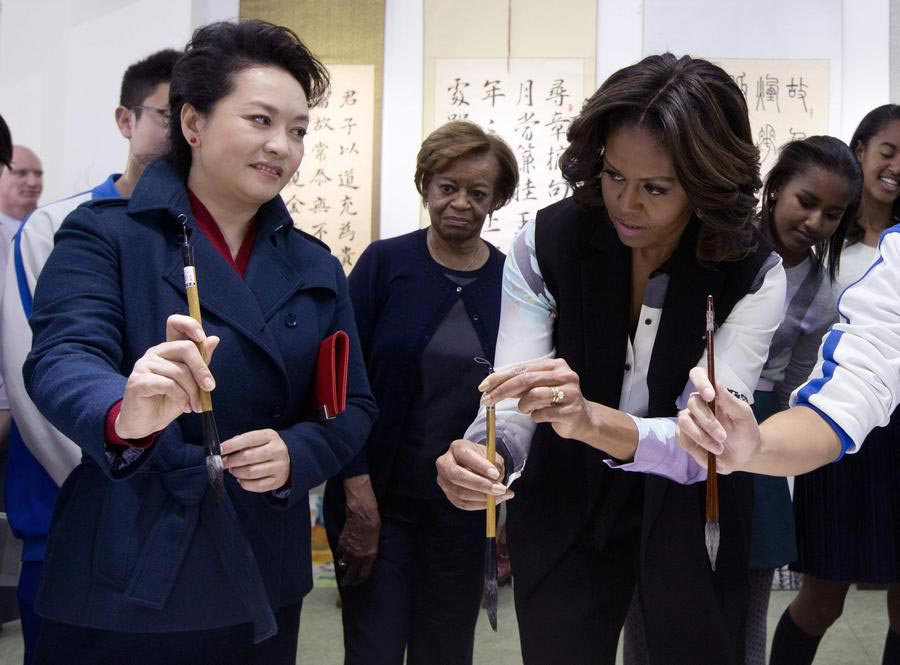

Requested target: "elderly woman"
[
  {"left": 324, "top": 120, "right": 517, "bottom": 665},
  {"left": 23, "top": 21, "right": 375, "bottom": 664},
  {"left": 436, "top": 54, "right": 786, "bottom": 665}
]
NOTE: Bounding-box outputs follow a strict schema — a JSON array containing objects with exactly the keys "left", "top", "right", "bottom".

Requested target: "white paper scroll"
[
  {"left": 715, "top": 59, "right": 829, "bottom": 177},
  {"left": 432, "top": 58, "right": 585, "bottom": 252},
  {"left": 284, "top": 64, "right": 375, "bottom": 272}
]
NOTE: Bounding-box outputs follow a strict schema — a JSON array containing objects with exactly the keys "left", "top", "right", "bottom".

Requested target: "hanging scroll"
[
  {"left": 432, "top": 58, "right": 584, "bottom": 252},
  {"left": 284, "top": 64, "right": 375, "bottom": 272},
  {"left": 715, "top": 59, "right": 829, "bottom": 177}
]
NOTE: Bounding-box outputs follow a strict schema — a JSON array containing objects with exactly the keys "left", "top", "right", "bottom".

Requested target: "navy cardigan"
[
  {"left": 327, "top": 228, "right": 504, "bottom": 500},
  {"left": 24, "top": 159, "right": 376, "bottom": 642}
]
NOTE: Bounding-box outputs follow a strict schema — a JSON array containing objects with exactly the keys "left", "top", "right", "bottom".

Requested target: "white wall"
[
  {"left": 0, "top": 0, "right": 238, "bottom": 202},
  {"left": 380, "top": 0, "right": 891, "bottom": 239},
  {"left": 1, "top": 0, "right": 891, "bottom": 224}
]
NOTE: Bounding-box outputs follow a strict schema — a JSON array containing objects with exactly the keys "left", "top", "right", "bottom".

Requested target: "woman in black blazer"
[{"left": 437, "top": 53, "right": 786, "bottom": 665}]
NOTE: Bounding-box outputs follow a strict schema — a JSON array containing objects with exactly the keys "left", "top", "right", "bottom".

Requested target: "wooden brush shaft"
[
  {"left": 486, "top": 407, "right": 497, "bottom": 538},
  {"left": 706, "top": 453, "right": 718, "bottom": 521},
  {"left": 185, "top": 283, "right": 213, "bottom": 413}
]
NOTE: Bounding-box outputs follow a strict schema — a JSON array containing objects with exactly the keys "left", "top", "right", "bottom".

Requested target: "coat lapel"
[
  {"left": 162, "top": 222, "right": 285, "bottom": 372},
  {"left": 579, "top": 217, "right": 630, "bottom": 409},
  {"left": 129, "top": 160, "right": 336, "bottom": 381}
]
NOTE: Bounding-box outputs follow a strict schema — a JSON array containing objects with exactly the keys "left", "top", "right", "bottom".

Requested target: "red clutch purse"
[{"left": 314, "top": 330, "right": 349, "bottom": 420}]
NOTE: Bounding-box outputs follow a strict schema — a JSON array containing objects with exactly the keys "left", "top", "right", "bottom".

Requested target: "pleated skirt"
[{"left": 791, "top": 407, "right": 900, "bottom": 583}]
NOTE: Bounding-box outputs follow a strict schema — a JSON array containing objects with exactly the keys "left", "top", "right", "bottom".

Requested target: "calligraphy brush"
[
  {"left": 475, "top": 357, "right": 499, "bottom": 631},
  {"left": 705, "top": 294, "right": 720, "bottom": 571},
  {"left": 180, "top": 225, "right": 224, "bottom": 503},
  {"left": 483, "top": 399, "right": 499, "bottom": 631}
]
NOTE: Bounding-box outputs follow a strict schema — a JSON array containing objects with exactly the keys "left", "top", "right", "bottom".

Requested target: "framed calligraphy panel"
[{"left": 431, "top": 58, "right": 584, "bottom": 251}]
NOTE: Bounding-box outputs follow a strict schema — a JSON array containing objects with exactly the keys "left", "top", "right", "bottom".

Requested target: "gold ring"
[{"left": 551, "top": 386, "right": 564, "bottom": 405}]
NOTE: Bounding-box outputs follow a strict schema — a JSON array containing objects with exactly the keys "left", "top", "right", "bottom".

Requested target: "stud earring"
[{"left": 189, "top": 137, "right": 198, "bottom": 144}]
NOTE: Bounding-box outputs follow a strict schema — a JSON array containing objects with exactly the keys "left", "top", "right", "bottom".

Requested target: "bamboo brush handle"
[
  {"left": 184, "top": 269, "right": 213, "bottom": 414},
  {"left": 706, "top": 453, "right": 718, "bottom": 521},
  {"left": 705, "top": 296, "right": 719, "bottom": 523},
  {"left": 486, "top": 406, "right": 497, "bottom": 538}
]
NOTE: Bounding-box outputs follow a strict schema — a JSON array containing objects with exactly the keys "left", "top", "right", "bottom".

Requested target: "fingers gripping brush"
[
  {"left": 181, "top": 223, "right": 224, "bottom": 503},
  {"left": 705, "top": 295, "right": 720, "bottom": 571}
]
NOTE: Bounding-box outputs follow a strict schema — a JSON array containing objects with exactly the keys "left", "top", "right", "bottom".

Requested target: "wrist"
[
  {"left": 344, "top": 474, "right": 376, "bottom": 510},
  {"left": 581, "top": 401, "right": 607, "bottom": 449},
  {"left": 583, "top": 402, "right": 637, "bottom": 461}
]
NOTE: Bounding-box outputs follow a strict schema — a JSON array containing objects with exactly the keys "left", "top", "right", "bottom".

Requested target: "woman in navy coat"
[{"left": 23, "top": 21, "right": 375, "bottom": 664}]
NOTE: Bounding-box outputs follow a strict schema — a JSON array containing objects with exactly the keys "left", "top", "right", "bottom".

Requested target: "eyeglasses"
[{"left": 132, "top": 105, "right": 172, "bottom": 126}]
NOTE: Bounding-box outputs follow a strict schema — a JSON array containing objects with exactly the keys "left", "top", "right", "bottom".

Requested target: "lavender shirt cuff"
[{"left": 604, "top": 415, "right": 707, "bottom": 485}]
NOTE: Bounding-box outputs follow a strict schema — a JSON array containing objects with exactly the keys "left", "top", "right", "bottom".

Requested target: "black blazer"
[{"left": 506, "top": 198, "right": 774, "bottom": 662}]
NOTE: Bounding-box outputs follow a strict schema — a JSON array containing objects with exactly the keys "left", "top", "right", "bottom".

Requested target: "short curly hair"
[
  {"left": 414, "top": 121, "right": 518, "bottom": 212},
  {"left": 560, "top": 53, "right": 762, "bottom": 264}
]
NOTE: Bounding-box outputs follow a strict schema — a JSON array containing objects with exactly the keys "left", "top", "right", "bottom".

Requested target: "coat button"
[
  {"left": 285, "top": 313, "right": 298, "bottom": 328},
  {"left": 472, "top": 314, "right": 480, "bottom": 321},
  {"left": 456, "top": 286, "right": 462, "bottom": 293},
  {"left": 624, "top": 363, "right": 631, "bottom": 372},
  {"left": 644, "top": 318, "right": 652, "bottom": 325},
  {"left": 269, "top": 408, "right": 283, "bottom": 419}
]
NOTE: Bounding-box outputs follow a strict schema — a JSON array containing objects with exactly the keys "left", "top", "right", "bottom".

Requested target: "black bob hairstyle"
[{"left": 166, "top": 20, "right": 330, "bottom": 177}]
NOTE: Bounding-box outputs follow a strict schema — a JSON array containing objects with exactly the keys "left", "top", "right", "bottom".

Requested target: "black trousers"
[
  {"left": 32, "top": 601, "right": 301, "bottom": 665},
  {"left": 334, "top": 496, "right": 484, "bottom": 665},
  {"left": 512, "top": 480, "right": 750, "bottom": 665},
  {"left": 513, "top": 506, "right": 640, "bottom": 665}
]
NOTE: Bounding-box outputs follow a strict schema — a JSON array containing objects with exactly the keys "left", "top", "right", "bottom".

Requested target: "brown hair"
[
  {"left": 414, "top": 121, "right": 518, "bottom": 212},
  {"left": 560, "top": 53, "right": 761, "bottom": 263}
]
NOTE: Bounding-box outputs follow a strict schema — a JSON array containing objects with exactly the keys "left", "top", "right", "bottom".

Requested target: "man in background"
[
  {"left": 0, "top": 48, "right": 181, "bottom": 663},
  {"left": 0, "top": 145, "right": 42, "bottom": 231},
  {"left": 0, "top": 144, "right": 43, "bottom": 459}
]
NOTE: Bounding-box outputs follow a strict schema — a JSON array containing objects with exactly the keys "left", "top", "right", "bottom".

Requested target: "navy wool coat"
[{"left": 23, "top": 159, "right": 376, "bottom": 642}]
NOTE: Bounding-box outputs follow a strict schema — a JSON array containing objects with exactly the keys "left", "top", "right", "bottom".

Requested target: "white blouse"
[{"left": 464, "top": 220, "right": 786, "bottom": 485}]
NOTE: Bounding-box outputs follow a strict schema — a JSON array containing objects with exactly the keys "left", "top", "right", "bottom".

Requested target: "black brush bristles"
[
  {"left": 705, "top": 520, "right": 720, "bottom": 571},
  {"left": 482, "top": 536, "right": 498, "bottom": 631},
  {"left": 200, "top": 410, "right": 224, "bottom": 504}
]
